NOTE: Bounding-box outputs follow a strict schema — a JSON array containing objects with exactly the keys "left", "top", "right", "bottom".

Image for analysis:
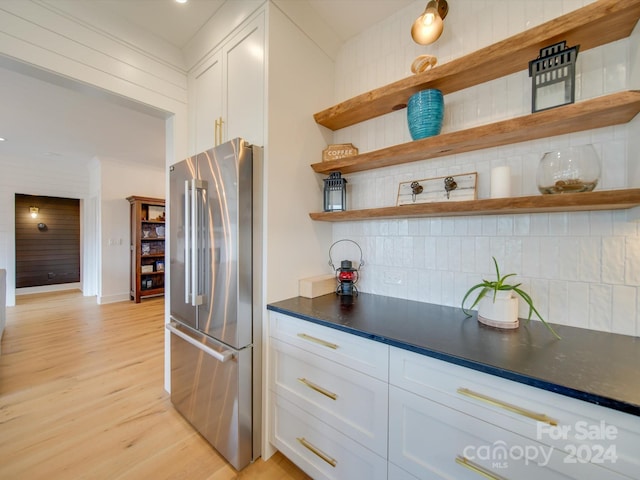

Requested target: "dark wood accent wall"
[{"left": 15, "top": 194, "right": 80, "bottom": 288}]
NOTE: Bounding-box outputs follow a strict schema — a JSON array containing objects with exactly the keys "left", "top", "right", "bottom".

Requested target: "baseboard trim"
[{"left": 97, "top": 293, "right": 131, "bottom": 304}]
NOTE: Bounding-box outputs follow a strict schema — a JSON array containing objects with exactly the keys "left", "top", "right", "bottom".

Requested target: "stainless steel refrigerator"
[{"left": 167, "top": 138, "right": 262, "bottom": 470}]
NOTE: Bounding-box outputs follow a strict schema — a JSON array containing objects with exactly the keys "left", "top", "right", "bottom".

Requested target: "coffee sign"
[{"left": 322, "top": 143, "right": 358, "bottom": 162}]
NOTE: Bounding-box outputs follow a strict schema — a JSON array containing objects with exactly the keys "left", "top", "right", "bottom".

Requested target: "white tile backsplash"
[
  {"left": 328, "top": 0, "right": 639, "bottom": 336},
  {"left": 567, "top": 282, "right": 590, "bottom": 327},
  {"left": 578, "top": 237, "right": 602, "bottom": 283},
  {"left": 612, "top": 285, "right": 637, "bottom": 336},
  {"left": 603, "top": 236, "right": 627, "bottom": 285},
  {"left": 625, "top": 237, "right": 640, "bottom": 286},
  {"left": 549, "top": 279, "right": 569, "bottom": 324},
  {"left": 589, "top": 284, "right": 613, "bottom": 331}
]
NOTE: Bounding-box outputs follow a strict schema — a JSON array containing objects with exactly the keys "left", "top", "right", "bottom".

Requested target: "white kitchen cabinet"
[
  {"left": 192, "top": 52, "right": 222, "bottom": 153},
  {"left": 389, "top": 385, "right": 630, "bottom": 480},
  {"left": 388, "top": 463, "right": 419, "bottom": 480},
  {"left": 272, "top": 395, "right": 387, "bottom": 480},
  {"left": 270, "top": 337, "right": 388, "bottom": 457},
  {"left": 223, "top": 16, "right": 264, "bottom": 146},
  {"left": 266, "top": 310, "right": 640, "bottom": 480},
  {"left": 269, "top": 311, "right": 389, "bottom": 381},
  {"left": 190, "top": 13, "right": 264, "bottom": 152},
  {"left": 269, "top": 312, "right": 388, "bottom": 480},
  {"left": 389, "top": 347, "right": 639, "bottom": 480}
]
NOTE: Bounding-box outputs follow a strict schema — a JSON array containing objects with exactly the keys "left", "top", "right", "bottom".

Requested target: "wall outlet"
[{"left": 383, "top": 270, "right": 404, "bottom": 285}]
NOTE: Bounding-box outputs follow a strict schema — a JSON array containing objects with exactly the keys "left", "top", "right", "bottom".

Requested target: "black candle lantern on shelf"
[
  {"left": 528, "top": 41, "right": 579, "bottom": 113},
  {"left": 329, "top": 239, "right": 364, "bottom": 297},
  {"left": 323, "top": 172, "right": 347, "bottom": 212}
]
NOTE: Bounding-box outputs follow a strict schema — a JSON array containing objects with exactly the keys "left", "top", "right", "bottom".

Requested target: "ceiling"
[
  {"left": 91, "top": 0, "right": 415, "bottom": 49},
  {"left": 0, "top": 0, "right": 415, "bottom": 168}
]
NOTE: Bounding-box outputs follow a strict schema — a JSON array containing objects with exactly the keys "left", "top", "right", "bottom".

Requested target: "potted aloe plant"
[{"left": 461, "top": 257, "right": 561, "bottom": 339}]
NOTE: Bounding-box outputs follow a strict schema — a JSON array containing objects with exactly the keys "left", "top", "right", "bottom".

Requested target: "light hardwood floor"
[{"left": 0, "top": 290, "right": 310, "bottom": 480}]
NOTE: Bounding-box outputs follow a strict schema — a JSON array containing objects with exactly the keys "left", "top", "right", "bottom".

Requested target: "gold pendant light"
[{"left": 411, "top": 0, "right": 449, "bottom": 45}]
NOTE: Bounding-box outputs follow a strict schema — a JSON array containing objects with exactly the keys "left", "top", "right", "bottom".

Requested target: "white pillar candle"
[{"left": 490, "top": 166, "right": 511, "bottom": 198}]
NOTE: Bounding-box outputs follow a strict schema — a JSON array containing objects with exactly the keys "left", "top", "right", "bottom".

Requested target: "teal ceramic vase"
[{"left": 407, "top": 89, "right": 444, "bottom": 140}]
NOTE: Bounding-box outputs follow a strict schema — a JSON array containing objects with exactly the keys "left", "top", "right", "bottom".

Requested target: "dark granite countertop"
[{"left": 267, "top": 293, "right": 640, "bottom": 416}]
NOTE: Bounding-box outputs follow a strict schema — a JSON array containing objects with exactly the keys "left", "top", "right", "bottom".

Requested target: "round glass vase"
[
  {"left": 536, "top": 145, "right": 601, "bottom": 194},
  {"left": 407, "top": 89, "right": 444, "bottom": 141}
]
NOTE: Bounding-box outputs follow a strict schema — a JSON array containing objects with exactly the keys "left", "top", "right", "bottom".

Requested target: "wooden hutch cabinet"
[{"left": 127, "top": 196, "right": 165, "bottom": 303}]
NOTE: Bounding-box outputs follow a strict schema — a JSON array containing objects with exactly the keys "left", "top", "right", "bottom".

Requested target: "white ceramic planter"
[{"left": 477, "top": 290, "right": 519, "bottom": 329}]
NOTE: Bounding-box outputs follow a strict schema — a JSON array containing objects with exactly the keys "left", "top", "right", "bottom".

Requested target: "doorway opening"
[{"left": 14, "top": 194, "right": 80, "bottom": 290}]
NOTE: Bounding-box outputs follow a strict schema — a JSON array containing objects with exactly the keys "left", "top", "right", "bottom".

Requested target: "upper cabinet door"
[
  {"left": 223, "top": 14, "right": 264, "bottom": 147},
  {"left": 188, "top": 12, "right": 264, "bottom": 153},
  {"left": 193, "top": 52, "right": 223, "bottom": 153}
]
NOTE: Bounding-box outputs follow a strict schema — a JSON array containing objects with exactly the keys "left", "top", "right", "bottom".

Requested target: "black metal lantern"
[
  {"left": 329, "top": 239, "right": 364, "bottom": 297},
  {"left": 528, "top": 41, "right": 579, "bottom": 113},
  {"left": 336, "top": 260, "right": 359, "bottom": 296},
  {"left": 323, "top": 172, "right": 347, "bottom": 212}
]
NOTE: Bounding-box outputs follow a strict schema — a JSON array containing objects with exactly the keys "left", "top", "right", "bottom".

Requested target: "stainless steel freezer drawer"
[{"left": 168, "top": 321, "right": 254, "bottom": 470}]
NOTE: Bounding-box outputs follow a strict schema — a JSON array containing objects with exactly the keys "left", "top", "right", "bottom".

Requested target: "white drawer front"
[
  {"left": 390, "top": 347, "right": 640, "bottom": 478},
  {"left": 271, "top": 338, "right": 388, "bottom": 457},
  {"left": 269, "top": 311, "right": 389, "bottom": 381},
  {"left": 389, "top": 386, "right": 629, "bottom": 480},
  {"left": 388, "top": 463, "right": 420, "bottom": 480},
  {"left": 271, "top": 394, "right": 387, "bottom": 480}
]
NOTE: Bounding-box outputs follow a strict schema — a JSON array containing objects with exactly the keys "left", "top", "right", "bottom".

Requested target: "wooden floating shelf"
[
  {"left": 314, "top": 0, "right": 640, "bottom": 131},
  {"left": 309, "top": 189, "right": 640, "bottom": 222},
  {"left": 311, "top": 91, "right": 640, "bottom": 175}
]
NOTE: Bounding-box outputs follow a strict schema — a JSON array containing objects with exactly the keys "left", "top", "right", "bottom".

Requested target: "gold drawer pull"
[
  {"left": 455, "top": 456, "right": 508, "bottom": 480},
  {"left": 457, "top": 387, "right": 558, "bottom": 426},
  {"left": 297, "top": 437, "right": 337, "bottom": 467},
  {"left": 297, "top": 333, "right": 338, "bottom": 350},
  {"left": 298, "top": 377, "right": 338, "bottom": 400}
]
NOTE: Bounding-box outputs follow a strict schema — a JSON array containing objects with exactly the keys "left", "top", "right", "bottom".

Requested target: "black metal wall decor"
[{"left": 528, "top": 41, "right": 579, "bottom": 113}]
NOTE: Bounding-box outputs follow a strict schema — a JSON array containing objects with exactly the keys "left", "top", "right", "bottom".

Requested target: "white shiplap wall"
[
  {"left": 328, "top": 0, "right": 640, "bottom": 336},
  {"left": 0, "top": 0, "right": 189, "bottom": 309}
]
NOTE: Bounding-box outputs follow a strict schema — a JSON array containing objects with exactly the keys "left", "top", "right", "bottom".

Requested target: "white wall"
[
  {"left": 0, "top": 0, "right": 188, "bottom": 199},
  {"left": 96, "top": 159, "right": 165, "bottom": 304},
  {"left": 259, "top": 2, "right": 335, "bottom": 460},
  {"left": 328, "top": 0, "right": 640, "bottom": 336},
  {"left": 0, "top": 0, "right": 188, "bottom": 308},
  {"left": 265, "top": 3, "right": 335, "bottom": 304}
]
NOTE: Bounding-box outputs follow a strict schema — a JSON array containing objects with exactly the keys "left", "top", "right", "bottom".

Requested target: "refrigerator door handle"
[
  {"left": 197, "top": 180, "right": 208, "bottom": 306},
  {"left": 192, "top": 179, "right": 207, "bottom": 306},
  {"left": 184, "top": 178, "right": 208, "bottom": 308},
  {"left": 184, "top": 180, "right": 191, "bottom": 305},
  {"left": 166, "top": 322, "right": 234, "bottom": 363},
  {"left": 190, "top": 179, "right": 199, "bottom": 306}
]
